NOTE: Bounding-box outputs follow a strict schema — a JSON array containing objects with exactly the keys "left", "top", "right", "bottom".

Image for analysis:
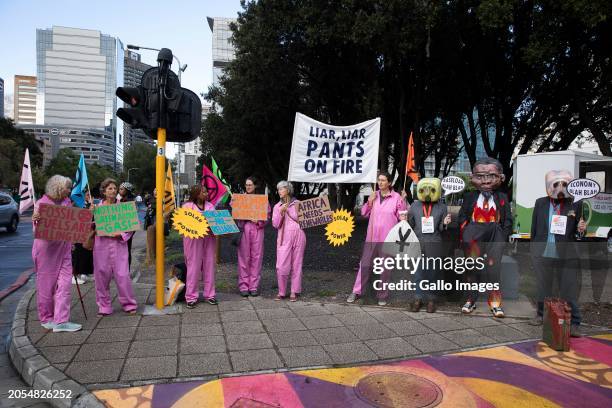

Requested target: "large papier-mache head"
[
  {"left": 545, "top": 170, "right": 573, "bottom": 200},
  {"left": 470, "top": 157, "right": 504, "bottom": 192},
  {"left": 417, "top": 178, "right": 442, "bottom": 202}
]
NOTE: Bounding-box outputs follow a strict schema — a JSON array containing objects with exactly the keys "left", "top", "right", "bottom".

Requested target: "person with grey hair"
[
  {"left": 31, "top": 175, "right": 83, "bottom": 332},
  {"left": 272, "top": 181, "right": 306, "bottom": 301}
]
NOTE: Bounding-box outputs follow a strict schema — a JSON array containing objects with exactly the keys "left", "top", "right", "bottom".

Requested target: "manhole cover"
[{"left": 355, "top": 372, "right": 443, "bottom": 408}]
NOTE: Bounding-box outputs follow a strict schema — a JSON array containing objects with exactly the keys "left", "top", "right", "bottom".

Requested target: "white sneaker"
[
  {"left": 378, "top": 299, "right": 388, "bottom": 306},
  {"left": 41, "top": 322, "right": 56, "bottom": 330},
  {"left": 53, "top": 322, "right": 82, "bottom": 332},
  {"left": 79, "top": 274, "right": 89, "bottom": 282},
  {"left": 462, "top": 301, "right": 476, "bottom": 314},
  {"left": 72, "top": 276, "right": 85, "bottom": 285},
  {"left": 346, "top": 293, "right": 358, "bottom": 303}
]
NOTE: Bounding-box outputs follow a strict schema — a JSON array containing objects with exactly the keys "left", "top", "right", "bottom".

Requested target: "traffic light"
[
  {"left": 116, "top": 63, "right": 202, "bottom": 143},
  {"left": 116, "top": 86, "right": 150, "bottom": 131}
]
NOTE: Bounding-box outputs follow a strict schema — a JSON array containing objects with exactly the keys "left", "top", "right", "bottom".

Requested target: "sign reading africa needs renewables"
[
  {"left": 94, "top": 201, "right": 140, "bottom": 236},
  {"left": 288, "top": 113, "right": 381, "bottom": 183},
  {"left": 297, "top": 196, "right": 333, "bottom": 229}
]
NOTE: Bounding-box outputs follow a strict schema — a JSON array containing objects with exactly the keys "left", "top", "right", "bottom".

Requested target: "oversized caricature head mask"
[
  {"left": 417, "top": 178, "right": 442, "bottom": 203},
  {"left": 545, "top": 170, "right": 572, "bottom": 200},
  {"left": 470, "top": 158, "right": 505, "bottom": 193}
]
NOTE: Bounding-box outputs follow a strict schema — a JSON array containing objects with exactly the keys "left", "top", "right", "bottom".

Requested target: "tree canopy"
[{"left": 203, "top": 0, "right": 609, "bottom": 204}]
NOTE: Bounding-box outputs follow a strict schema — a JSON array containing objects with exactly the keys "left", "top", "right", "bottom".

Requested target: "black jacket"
[
  {"left": 530, "top": 196, "right": 582, "bottom": 258},
  {"left": 458, "top": 190, "right": 513, "bottom": 241}
]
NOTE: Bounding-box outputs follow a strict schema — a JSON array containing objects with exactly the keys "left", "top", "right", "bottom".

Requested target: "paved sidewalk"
[{"left": 14, "top": 279, "right": 610, "bottom": 399}]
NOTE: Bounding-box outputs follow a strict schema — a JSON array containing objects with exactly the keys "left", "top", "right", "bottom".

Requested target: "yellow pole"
[{"left": 156, "top": 128, "right": 166, "bottom": 309}]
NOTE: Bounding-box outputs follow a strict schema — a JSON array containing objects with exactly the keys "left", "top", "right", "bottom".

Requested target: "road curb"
[
  {"left": 0, "top": 268, "right": 35, "bottom": 301},
  {"left": 8, "top": 288, "right": 105, "bottom": 408}
]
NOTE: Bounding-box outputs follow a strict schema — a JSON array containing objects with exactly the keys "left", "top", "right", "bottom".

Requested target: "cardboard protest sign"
[
  {"left": 34, "top": 204, "right": 93, "bottom": 243},
  {"left": 297, "top": 196, "right": 333, "bottom": 229},
  {"left": 203, "top": 210, "right": 240, "bottom": 235},
  {"left": 567, "top": 178, "right": 600, "bottom": 202},
  {"left": 172, "top": 207, "right": 209, "bottom": 239},
  {"left": 288, "top": 113, "right": 380, "bottom": 183},
  {"left": 231, "top": 194, "right": 268, "bottom": 221},
  {"left": 94, "top": 201, "right": 140, "bottom": 236}
]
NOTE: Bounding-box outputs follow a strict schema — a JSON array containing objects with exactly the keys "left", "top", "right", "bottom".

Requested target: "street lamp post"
[
  {"left": 127, "top": 167, "right": 139, "bottom": 183},
  {"left": 126, "top": 44, "right": 186, "bottom": 205}
]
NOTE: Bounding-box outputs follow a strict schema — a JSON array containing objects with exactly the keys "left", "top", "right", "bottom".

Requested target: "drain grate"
[{"left": 355, "top": 372, "right": 443, "bottom": 408}]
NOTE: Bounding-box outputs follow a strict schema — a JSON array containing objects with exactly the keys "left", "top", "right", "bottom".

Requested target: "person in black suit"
[
  {"left": 528, "top": 170, "right": 586, "bottom": 337},
  {"left": 458, "top": 158, "right": 512, "bottom": 317}
]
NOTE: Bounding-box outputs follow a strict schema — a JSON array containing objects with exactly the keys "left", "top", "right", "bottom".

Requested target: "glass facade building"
[
  {"left": 14, "top": 75, "right": 37, "bottom": 124},
  {"left": 207, "top": 17, "right": 236, "bottom": 87},
  {"left": 36, "top": 26, "right": 124, "bottom": 169}
]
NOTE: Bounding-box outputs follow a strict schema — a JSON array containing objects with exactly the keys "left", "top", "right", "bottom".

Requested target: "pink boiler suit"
[
  {"left": 352, "top": 190, "right": 407, "bottom": 299},
  {"left": 236, "top": 203, "right": 271, "bottom": 292},
  {"left": 32, "top": 195, "right": 74, "bottom": 325},
  {"left": 183, "top": 201, "right": 217, "bottom": 302},
  {"left": 272, "top": 199, "right": 306, "bottom": 296},
  {"left": 93, "top": 201, "right": 137, "bottom": 315}
]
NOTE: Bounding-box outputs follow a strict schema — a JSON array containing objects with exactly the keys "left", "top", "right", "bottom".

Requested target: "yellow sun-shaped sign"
[
  {"left": 325, "top": 208, "right": 355, "bottom": 246},
  {"left": 172, "top": 208, "right": 209, "bottom": 239}
]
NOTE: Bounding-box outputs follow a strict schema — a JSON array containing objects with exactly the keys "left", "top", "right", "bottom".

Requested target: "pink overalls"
[
  {"left": 352, "top": 190, "right": 407, "bottom": 298},
  {"left": 237, "top": 204, "right": 271, "bottom": 293},
  {"left": 32, "top": 195, "right": 73, "bottom": 325},
  {"left": 183, "top": 201, "right": 216, "bottom": 302},
  {"left": 93, "top": 200, "right": 137, "bottom": 315},
  {"left": 272, "top": 199, "right": 306, "bottom": 296}
]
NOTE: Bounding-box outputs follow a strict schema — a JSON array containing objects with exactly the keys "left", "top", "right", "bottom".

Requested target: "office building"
[
  {"left": 36, "top": 26, "right": 124, "bottom": 169},
  {"left": 14, "top": 75, "right": 37, "bottom": 124},
  {"left": 0, "top": 78, "right": 4, "bottom": 118},
  {"left": 207, "top": 17, "right": 236, "bottom": 87},
  {"left": 123, "top": 50, "right": 154, "bottom": 149}
]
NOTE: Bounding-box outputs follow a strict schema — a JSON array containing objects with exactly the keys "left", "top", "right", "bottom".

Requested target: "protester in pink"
[
  {"left": 235, "top": 176, "right": 270, "bottom": 297},
  {"left": 93, "top": 178, "right": 137, "bottom": 316},
  {"left": 347, "top": 172, "right": 408, "bottom": 306},
  {"left": 272, "top": 181, "right": 306, "bottom": 302},
  {"left": 183, "top": 185, "right": 218, "bottom": 308},
  {"left": 32, "top": 175, "right": 82, "bottom": 332}
]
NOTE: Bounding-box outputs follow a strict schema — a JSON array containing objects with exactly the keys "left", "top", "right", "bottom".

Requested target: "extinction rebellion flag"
[{"left": 287, "top": 113, "right": 381, "bottom": 184}]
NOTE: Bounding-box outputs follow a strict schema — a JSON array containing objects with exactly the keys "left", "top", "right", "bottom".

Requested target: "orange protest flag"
[{"left": 404, "top": 132, "right": 420, "bottom": 189}]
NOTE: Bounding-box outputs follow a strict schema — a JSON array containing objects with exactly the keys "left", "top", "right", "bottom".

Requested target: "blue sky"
[{"left": 0, "top": 0, "right": 243, "bottom": 107}]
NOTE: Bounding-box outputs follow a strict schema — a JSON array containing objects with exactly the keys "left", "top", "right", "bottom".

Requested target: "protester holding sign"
[
  {"left": 235, "top": 177, "right": 270, "bottom": 297},
  {"left": 118, "top": 181, "right": 136, "bottom": 269},
  {"left": 31, "top": 175, "right": 82, "bottom": 332},
  {"left": 183, "top": 185, "right": 218, "bottom": 308},
  {"left": 347, "top": 172, "right": 407, "bottom": 306},
  {"left": 272, "top": 181, "right": 306, "bottom": 301},
  {"left": 528, "top": 170, "right": 587, "bottom": 337},
  {"left": 93, "top": 178, "right": 137, "bottom": 317}
]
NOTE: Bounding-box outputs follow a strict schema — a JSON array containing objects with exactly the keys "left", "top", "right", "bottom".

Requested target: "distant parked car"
[{"left": 0, "top": 191, "right": 19, "bottom": 232}]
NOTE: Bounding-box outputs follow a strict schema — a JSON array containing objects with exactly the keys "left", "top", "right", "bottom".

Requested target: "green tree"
[
  {"left": 122, "top": 142, "right": 158, "bottom": 195},
  {"left": 0, "top": 118, "right": 43, "bottom": 190}
]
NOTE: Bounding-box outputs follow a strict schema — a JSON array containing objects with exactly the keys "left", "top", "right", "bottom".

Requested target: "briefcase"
[{"left": 543, "top": 298, "right": 571, "bottom": 351}]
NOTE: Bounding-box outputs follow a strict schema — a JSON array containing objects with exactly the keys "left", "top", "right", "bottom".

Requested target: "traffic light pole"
[
  {"left": 155, "top": 128, "right": 166, "bottom": 309},
  {"left": 155, "top": 48, "right": 173, "bottom": 310}
]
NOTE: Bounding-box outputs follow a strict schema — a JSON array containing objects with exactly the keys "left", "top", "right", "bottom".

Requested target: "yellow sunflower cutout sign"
[
  {"left": 325, "top": 208, "right": 355, "bottom": 246},
  {"left": 172, "top": 208, "right": 209, "bottom": 239}
]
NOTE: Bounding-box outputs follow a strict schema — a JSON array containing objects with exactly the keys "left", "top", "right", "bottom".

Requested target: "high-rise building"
[
  {"left": 0, "top": 77, "right": 4, "bottom": 118},
  {"left": 207, "top": 17, "right": 236, "bottom": 87},
  {"left": 123, "top": 50, "right": 154, "bottom": 150},
  {"left": 14, "top": 75, "right": 37, "bottom": 124},
  {"left": 36, "top": 26, "right": 124, "bottom": 169}
]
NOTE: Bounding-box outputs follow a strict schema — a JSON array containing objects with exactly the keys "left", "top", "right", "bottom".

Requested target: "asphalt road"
[{"left": 0, "top": 217, "right": 33, "bottom": 293}]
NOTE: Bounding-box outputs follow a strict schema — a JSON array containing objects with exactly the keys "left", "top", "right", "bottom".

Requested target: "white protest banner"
[
  {"left": 567, "top": 178, "right": 600, "bottom": 202},
  {"left": 288, "top": 113, "right": 380, "bottom": 183},
  {"left": 441, "top": 176, "right": 465, "bottom": 196}
]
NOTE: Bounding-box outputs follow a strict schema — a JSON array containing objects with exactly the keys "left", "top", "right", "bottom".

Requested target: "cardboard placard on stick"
[
  {"left": 231, "top": 194, "right": 269, "bottom": 221},
  {"left": 94, "top": 201, "right": 140, "bottom": 236},
  {"left": 297, "top": 196, "right": 333, "bottom": 229},
  {"left": 203, "top": 210, "right": 240, "bottom": 235},
  {"left": 34, "top": 204, "right": 93, "bottom": 243}
]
